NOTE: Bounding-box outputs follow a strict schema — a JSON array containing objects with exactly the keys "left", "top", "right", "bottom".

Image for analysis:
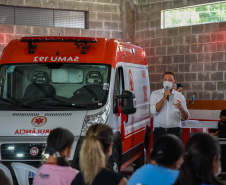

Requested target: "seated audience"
[
  {"left": 128, "top": 134, "right": 183, "bottom": 185},
  {"left": 210, "top": 109, "right": 226, "bottom": 136},
  {"left": 71, "top": 124, "right": 127, "bottom": 185},
  {"left": 174, "top": 133, "right": 224, "bottom": 185},
  {"left": 33, "top": 128, "right": 78, "bottom": 185}
]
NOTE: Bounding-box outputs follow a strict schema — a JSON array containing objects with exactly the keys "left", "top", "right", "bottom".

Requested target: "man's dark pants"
[{"left": 153, "top": 127, "right": 181, "bottom": 142}]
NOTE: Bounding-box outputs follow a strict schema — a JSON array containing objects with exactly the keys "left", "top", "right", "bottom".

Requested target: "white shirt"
[{"left": 150, "top": 88, "right": 189, "bottom": 128}]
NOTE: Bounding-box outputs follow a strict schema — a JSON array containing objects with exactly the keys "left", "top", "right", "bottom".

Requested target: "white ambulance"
[{"left": 0, "top": 37, "right": 151, "bottom": 176}]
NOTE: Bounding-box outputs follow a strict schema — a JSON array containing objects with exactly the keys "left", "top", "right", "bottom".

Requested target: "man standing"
[{"left": 150, "top": 71, "right": 189, "bottom": 141}]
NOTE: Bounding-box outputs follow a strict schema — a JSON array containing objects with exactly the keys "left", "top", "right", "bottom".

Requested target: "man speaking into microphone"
[{"left": 150, "top": 71, "right": 189, "bottom": 141}]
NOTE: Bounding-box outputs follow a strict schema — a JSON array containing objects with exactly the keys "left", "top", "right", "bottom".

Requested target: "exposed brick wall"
[
  {"left": 0, "top": 0, "right": 134, "bottom": 56},
  {"left": 0, "top": 0, "right": 225, "bottom": 100},
  {"left": 135, "top": 0, "right": 226, "bottom": 100}
]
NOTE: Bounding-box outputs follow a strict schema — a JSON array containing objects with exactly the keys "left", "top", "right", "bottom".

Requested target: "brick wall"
[
  {"left": 0, "top": 0, "right": 136, "bottom": 55},
  {"left": 135, "top": 0, "right": 226, "bottom": 100},
  {"left": 0, "top": 0, "right": 225, "bottom": 100}
]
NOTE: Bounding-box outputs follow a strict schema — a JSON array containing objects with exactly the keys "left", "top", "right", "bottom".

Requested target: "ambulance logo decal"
[
  {"left": 30, "top": 147, "right": 39, "bottom": 156},
  {"left": 143, "top": 86, "right": 148, "bottom": 102},
  {"left": 129, "top": 69, "right": 134, "bottom": 91},
  {"left": 31, "top": 116, "right": 47, "bottom": 127},
  {"left": 141, "top": 70, "right": 146, "bottom": 78}
]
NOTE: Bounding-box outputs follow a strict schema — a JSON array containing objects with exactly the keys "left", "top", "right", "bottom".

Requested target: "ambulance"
[{"left": 0, "top": 37, "right": 151, "bottom": 175}]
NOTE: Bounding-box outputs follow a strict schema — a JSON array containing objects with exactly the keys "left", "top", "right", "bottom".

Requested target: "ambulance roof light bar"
[
  {"left": 20, "top": 36, "right": 97, "bottom": 43},
  {"left": 20, "top": 36, "right": 97, "bottom": 54}
]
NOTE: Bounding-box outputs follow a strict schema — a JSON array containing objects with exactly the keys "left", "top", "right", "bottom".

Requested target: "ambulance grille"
[
  {"left": 1, "top": 143, "right": 45, "bottom": 160},
  {"left": 44, "top": 113, "right": 72, "bottom": 116},
  {"left": 12, "top": 113, "right": 39, "bottom": 117}
]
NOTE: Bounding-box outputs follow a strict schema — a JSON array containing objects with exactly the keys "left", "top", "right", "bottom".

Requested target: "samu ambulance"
[{"left": 0, "top": 36, "right": 151, "bottom": 175}]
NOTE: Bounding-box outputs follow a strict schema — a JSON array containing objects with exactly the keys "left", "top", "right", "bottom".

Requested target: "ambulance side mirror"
[{"left": 116, "top": 90, "right": 136, "bottom": 115}]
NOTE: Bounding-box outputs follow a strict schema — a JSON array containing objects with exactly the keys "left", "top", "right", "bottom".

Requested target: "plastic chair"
[
  {"left": 11, "top": 162, "right": 37, "bottom": 185},
  {"left": 0, "top": 163, "right": 13, "bottom": 185}
]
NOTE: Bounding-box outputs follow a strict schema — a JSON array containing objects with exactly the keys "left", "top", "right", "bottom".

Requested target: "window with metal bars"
[
  {"left": 0, "top": 5, "right": 87, "bottom": 29},
  {"left": 162, "top": 1, "right": 226, "bottom": 28}
]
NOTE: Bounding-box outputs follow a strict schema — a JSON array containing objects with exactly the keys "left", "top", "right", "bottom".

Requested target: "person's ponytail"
[
  {"left": 45, "top": 128, "right": 74, "bottom": 167},
  {"left": 56, "top": 156, "right": 70, "bottom": 167},
  {"left": 80, "top": 136, "right": 106, "bottom": 185}
]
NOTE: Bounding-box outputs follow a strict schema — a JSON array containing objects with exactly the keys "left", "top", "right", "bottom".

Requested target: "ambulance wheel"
[
  {"left": 133, "top": 147, "right": 147, "bottom": 171},
  {"left": 112, "top": 147, "right": 121, "bottom": 173}
]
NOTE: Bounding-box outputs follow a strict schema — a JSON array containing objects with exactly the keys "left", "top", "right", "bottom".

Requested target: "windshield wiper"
[
  {"left": 46, "top": 103, "right": 89, "bottom": 108},
  {"left": 0, "top": 97, "right": 33, "bottom": 108},
  {"left": 0, "top": 97, "right": 49, "bottom": 110}
]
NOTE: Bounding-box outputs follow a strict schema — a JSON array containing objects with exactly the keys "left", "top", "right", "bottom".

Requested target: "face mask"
[
  {"left": 64, "top": 156, "right": 69, "bottom": 161},
  {"left": 64, "top": 151, "right": 69, "bottom": 161},
  {"left": 214, "top": 157, "right": 221, "bottom": 176},
  {"left": 163, "top": 81, "right": 173, "bottom": 90},
  {"left": 179, "top": 92, "right": 182, "bottom": 94}
]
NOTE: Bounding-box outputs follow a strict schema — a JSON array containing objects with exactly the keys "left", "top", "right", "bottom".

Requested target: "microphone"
[
  {"left": 165, "top": 86, "right": 170, "bottom": 101},
  {"left": 187, "top": 95, "right": 195, "bottom": 106},
  {"left": 191, "top": 95, "right": 195, "bottom": 104}
]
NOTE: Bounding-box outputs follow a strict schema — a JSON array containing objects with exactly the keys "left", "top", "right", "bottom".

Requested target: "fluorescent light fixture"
[
  {"left": 8, "top": 146, "right": 15, "bottom": 150},
  {"left": 16, "top": 153, "right": 24, "bottom": 157}
]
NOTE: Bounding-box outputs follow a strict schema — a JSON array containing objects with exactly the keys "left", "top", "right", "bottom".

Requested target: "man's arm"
[
  {"left": 156, "top": 96, "right": 167, "bottom": 113},
  {"left": 150, "top": 89, "right": 170, "bottom": 115},
  {"left": 209, "top": 130, "right": 219, "bottom": 136},
  {"left": 173, "top": 100, "right": 189, "bottom": 120},
  {"left": 156, "top": 89, "right": 170, "bottom": 112},
  {"left": 179, "top": 105, "right": 189, "bottom": 120}
]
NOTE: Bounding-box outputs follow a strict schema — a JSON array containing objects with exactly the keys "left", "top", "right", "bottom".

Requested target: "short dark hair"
[
  {"left": 150, "top": 134, "right": 183, "bottom": 166},
  {"left": 163, "top": 71, "right": 176, "bottom": 80},
  {"left": 220, "top": 109, "right": 226, "bottom": 117},
  {"left": 177, "top": 83, "right": 183, "bottom": 88}
]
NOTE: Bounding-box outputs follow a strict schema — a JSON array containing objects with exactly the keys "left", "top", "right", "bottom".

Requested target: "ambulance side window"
[
  {"left": 113, "top": 67, "right": 124, "bottom": 113},
  {"left": 114, "top": 67, "right": 124, "bottom": 95}
]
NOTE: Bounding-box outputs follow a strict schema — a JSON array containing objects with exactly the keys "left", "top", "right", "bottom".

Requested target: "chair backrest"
[
  {"left": 11, "top": 162, "right": 38, "bottom": 185},
  {"left": 0, "top": 163, "right": 13, "bottom": 185},
  {"left": 86, "top": 71, "right": 103, "bottom": 84},
  {"left": 24, "top": 71, "right": 56, "bottom": 99}
]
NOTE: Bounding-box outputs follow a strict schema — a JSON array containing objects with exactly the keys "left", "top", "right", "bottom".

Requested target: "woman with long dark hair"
[
  {"left": 71, "top": 123, "right": 127, "bottom": 185},
  {"left": 174, "top": 133, "right": 224, "bottom": 185},
  {"left": 33, "top": 127, "right": 78, "bottom": 185}
]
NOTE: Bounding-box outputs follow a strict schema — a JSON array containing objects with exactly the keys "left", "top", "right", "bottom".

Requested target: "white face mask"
[{"left": 163, "top": 81, "right": 173, "bottom": 90}]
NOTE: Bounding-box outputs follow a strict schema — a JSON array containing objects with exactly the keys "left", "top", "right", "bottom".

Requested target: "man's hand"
[
  {"left": 174, "top": 100, "right": 188, "bottom": 120},
  {"left": 164, "top": 88, "right": 170, "bottom": 99},
  {"left": 173, "top": 100, "right": 183, "bottom": 110}
]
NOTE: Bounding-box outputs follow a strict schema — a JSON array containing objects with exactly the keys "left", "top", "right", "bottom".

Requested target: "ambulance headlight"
[{"left": 82, "top": 107, "right": 109, "bottom": 134}]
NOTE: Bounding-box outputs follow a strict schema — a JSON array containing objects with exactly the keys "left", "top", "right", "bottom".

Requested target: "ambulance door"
[
  {"left": 113, "top": 66, "right": 125, "bottom": 136},
  {"left": 112, "top": 66, "right": 125, "bottom": 172},
  {"left": 123, "top": 64, "right": 149, "bottom": 170}
]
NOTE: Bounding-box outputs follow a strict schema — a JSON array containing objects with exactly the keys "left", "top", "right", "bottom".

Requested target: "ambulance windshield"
[{"left": 0, "top": 63, "right": 110, "bottom": 110}]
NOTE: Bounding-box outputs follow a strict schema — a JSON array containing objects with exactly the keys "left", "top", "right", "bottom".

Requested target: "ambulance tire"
[
  {"left": 133, "top": 147, "right": 147, "bottom": 171},
  {"left": 111, "top": 147, "right": 121, "bottom": 173}
]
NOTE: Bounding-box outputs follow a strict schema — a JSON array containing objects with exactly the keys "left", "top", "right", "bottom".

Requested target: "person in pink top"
[{"left": 33, "top": 127, "right": 78, "bottom": 185}]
